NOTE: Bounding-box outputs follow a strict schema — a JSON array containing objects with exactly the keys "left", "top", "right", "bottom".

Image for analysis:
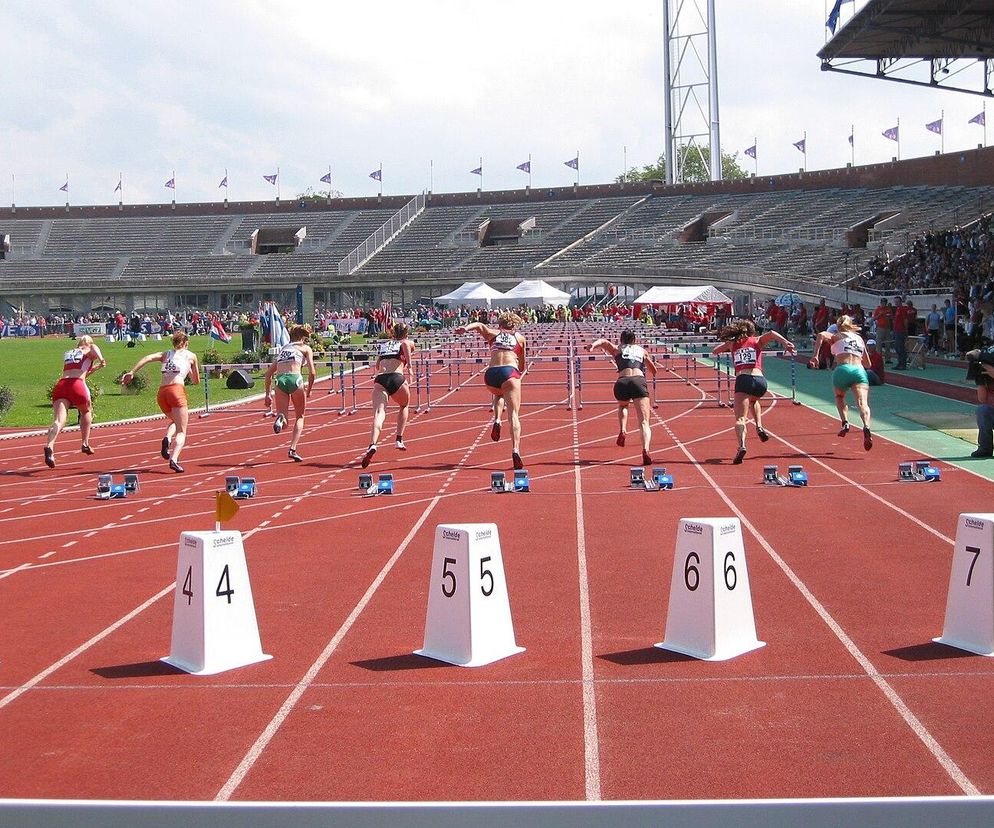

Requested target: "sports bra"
[
  {"left": 63, "top": 348, "right": 93, "bottom": 374},
  {"left": 831, "top": 333, "right": 865, "bottom": 358},
  {"left": 491, "top": 331, "right": 521, "bottom": 354},
  {"left": 731, "top": 336, "right": 762, "bottom": 372},
  {"left": 378, "top": 339, "right": 409, "bottom": 364},
  {"left": 276, "top": 344, "right": 305, "bottom": 367},
  {"left": 614, "top": 344, "right": 646, "bottom": 372}
]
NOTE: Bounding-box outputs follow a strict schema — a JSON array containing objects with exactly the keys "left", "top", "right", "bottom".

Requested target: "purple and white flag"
[
  {"left": 114, "top": 179, "right": 122, "bottom": 193},
  {"left": 969, "top": 111, "right": 986, "bottom": 126},
  {"left": 320, "top": 172, "right": 332, "bottom": 184},
  {"left": 882, "top": 126, "right": 899, "bottom": 142},
  {"left": 793, "top": 138, "right": 806, "bottom": 153},
  {"left": 848, "top": 132, "right": 854, "bottom": 146},
  {"left": 516, "top": 160, "right": 531, "bottom": 173},
  {"left": 164, "top": 177, "right": 175, "bottom": 189},
  {"left": 564, "top": 156, "right": 579, "bottom": 170},
  {"left": 925, "top": 118, "right": 943, "bottom": 135},
  {"left": 470, "top": 166, "right": 482, "bottom": 175},
  {"left": 744, "top": 145, "right": 756, "bottom": 159},
  {"left": 369, "top": 169, "right": 382, "bottom": 181},
  {"left": 263, "top": 173, "right": 278, "bottom": 185},
  {"left": 218, "top": 175, "right": 228, "bottom": 188},
  {"left": 59, "top": 180, "right": 68, "bottom": 192}
]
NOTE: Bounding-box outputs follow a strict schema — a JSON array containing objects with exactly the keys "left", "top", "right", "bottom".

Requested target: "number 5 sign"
[
  {"left": 935, "top": 513, "right": 994, "bottom": 656},
  {"left": 415, "top": 524, "right": 525, "bottom": 667},
  {"left": 162, "top": 531, "right": 272, "bottom": 675},
  {"left": 656, "top": 518, "right": 765, "bottom": 661}
]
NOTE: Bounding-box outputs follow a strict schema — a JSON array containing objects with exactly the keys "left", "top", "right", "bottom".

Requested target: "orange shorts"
[{"left": 157, "top": 384, "right": 187, "bottom": 414}]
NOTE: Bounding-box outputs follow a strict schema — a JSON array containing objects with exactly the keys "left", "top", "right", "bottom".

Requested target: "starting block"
[
  {"left": 358, "top": 473, "right": 373, "bottom": 491},
  {"left": 96, "top": 473, "right": 138, "bottom": 499},
  {"left": 513, "top": 469, "right": 529, "bottom": 492},
  {"left": 763, "top": 465, "right": 807, "bottom": 487},
  {"left": 652, "top": 467, "right": 674, "bottom": 490},
  {"left": 900, "top": 460, "right": 941, "bottom": 482},
  {"left": 630, "top": 467, "right": 646, "bottom": 488},
  {"left": 225, "top": 476, "right": 257, "bottom": 499},
  {"left": 363, "top": 473, "right": 394, "bottom": 496}
]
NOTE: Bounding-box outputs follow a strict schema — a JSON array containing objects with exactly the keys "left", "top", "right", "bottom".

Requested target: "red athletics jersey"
[{"left": 731, "top": 336, "right": 762, "bottom": 372}]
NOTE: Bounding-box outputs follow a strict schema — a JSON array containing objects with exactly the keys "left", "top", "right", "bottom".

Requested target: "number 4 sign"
[
  {"left": 935, "top": 513, "right": 994, "bottom": 656},
  {"left": 162, "top": 531, "right": 272, "bottom": 675},
  {"left": 656, "top": 518, "right": 765, "bottom": 661},
  {"left": 415, "top": 524, "right": 525, "bottom": 667}
]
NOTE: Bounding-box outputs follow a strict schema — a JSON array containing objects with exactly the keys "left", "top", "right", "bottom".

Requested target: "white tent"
[
  {"left": 435, "top": 281, "right": 506, "bottom": 306},
  {"left": 632, "top": 285, "right": 734, "bottom": 306},
  {"left": 495, "top": 279, "right": 571, "bottom": 307}
]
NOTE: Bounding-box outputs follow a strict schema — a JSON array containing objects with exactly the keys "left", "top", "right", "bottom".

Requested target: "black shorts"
[
  {"left": 734, "top": 373, "right": 768, "bottom": 398},
  {"left": 374, "top": 373, "right": 406, "bottom": 396},
  {"left": 613, "top": 375, "right": 649, "bottom": 401}
]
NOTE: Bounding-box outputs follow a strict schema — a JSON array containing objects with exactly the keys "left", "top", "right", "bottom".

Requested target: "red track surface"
[{"left": 2, "top": 329, "right": 993, "bottom": 802}]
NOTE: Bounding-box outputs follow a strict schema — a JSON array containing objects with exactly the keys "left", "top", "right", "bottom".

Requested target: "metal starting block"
[
  {"left": 96, "top": 473, "right": 129, "bottom": 499},
  {"left": 364, "top": 473, "right": 394, "bottom": 496},
  {"left": 631, "top": 466, "right": 673, "bottom": 491},
  {"left": 899, "top": 460, "right": 941, "bottom": 482},
  {"left": 630, "top": 467, "right": 646, "bottom": 488},
  {"left": 123, "top": 473, "right": 140, "bottom": 493},
  {"left": 763, "top": 464, "right": 807, "bottom": 487},
  {"left": 225, "top": 476, "right": 257, "bottom": 499},
  {"left": 763, "top": 465, "right": 782, "bottom": 485},
  {"left": 491, "top": 470, "right": 530, "bottom": 493}
]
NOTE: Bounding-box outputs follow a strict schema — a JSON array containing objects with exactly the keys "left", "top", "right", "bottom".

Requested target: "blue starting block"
[
  {"left": 787, "top": 465, "right": 808, "bottom": 487},
  {"left": 225, "top": 476, "right": 257, "bottom": 499},
  {"left": 96, "top": 473, "right": 137, "bottom": 500},
  {"left": 513, "top": 469, "right": 530, "bottom": 492},
  {"left": 900, "top": 460, "right": 941, "bottom": 482},
  {"left": 491, "top": 470, "right": 530, "bottom": 493},
  {"left": 377, "top": 473, "right": 394, "bottom": 495},
  {"left": 652, "top": 467, "right": 674, "bottom": 490}
]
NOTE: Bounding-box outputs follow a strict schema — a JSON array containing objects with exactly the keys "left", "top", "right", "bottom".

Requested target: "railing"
[{"left": 337, "top": 193, "right": 426, "bottom": 275}]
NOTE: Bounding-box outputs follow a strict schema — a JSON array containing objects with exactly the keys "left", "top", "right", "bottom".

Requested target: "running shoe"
[
  {"left": 491, "top": 421, "right": 501, "bottom": 442},
  {"left": 273, "top": 414, "right": 286, "bottom": 434},
  {"left": 616, "top": 432, "right": 626, "bottom": 447},
  {"left": 757, "top": 428, "right": 770, "bottom": 443},
  {"left": 288, "top": 449, "right": 303, "bottom": 462},
  {"left": 44, "top": 447, "right": 55, "bottom": 469},
  {"left": 81, "top": 443, "right": 94, "bottom": 455},
  {"left": 361, "top": 445, "right": 377, "bottom": 468},
  {"left": 733, "top": 447, "right": 747, "bottom": 465},
  {"left": 838, "top": 421, "right": 850, "bottom": 437},
  {"left": 161, "top": 437, "right": 170, "bottom": 459},
  {"left": 863, "top": 427, "right": 873, "bottom": 451},
  {"left": 396, "top": 437, "right": 407, "bottom": 451},
  {"left": 642, "top": 450, "right": 653, "bottom": 466},
  {"left": 169, "top": 459, "right": 185, "bottom": 473},
  {"left": 512, "top": 451, "right": 524, "bottom": 470}
]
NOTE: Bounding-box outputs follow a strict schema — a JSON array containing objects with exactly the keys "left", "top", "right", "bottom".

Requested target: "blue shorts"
[
  {"left": 833, "top": 363, "right": 869, "bottom": 390},
  {"left": 734, "top": 373, "right": 768, "bottom": 398},
  {"left": 484, "top": 365, "right": 521, "bottom": 390}
]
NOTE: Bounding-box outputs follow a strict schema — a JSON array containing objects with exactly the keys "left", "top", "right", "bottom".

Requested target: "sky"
[{"left": 2, "top": 0, "right": 989, "bottom": 208}]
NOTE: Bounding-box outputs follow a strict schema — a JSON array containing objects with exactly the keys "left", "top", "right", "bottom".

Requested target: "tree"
[
  {"left": 618, "top": 144, "right": 749, "bottom": 184},
  {"left": 296, "top": 187, "right": 345, "bottom": 203}
]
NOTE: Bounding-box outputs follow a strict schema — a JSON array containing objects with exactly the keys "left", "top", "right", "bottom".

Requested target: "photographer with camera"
[{"left": 966, "top": 348, "right": 994, "bottom": 458}]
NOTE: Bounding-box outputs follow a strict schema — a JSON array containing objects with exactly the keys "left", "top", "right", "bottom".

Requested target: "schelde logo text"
[
  {"left": 720, "top": 524, "right": 737, "bottom": 536},
  {"left": 442, "top": 529, "right": 462, "bottom": 541},
  {"left": 965, "top": 518, "right": 986, "bottom": 530},
  {"left": 213, "top": 536, "right": 236, "bottom": 548},
  {"left": 475, "top": 529, "right": 492, "bottom": 541},
  {"left": 684, "top": 523, "right": 704, "bottom": 535}
]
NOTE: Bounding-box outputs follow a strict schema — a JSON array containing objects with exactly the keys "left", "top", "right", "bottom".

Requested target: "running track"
[{"left": 2, "top": 324, "right": 994, "bottom": 802}]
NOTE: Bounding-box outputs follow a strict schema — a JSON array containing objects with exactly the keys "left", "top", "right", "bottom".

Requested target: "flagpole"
[
  {"left": 66, "top": 172, "right": 69, "bottom": 207},
  {"left": 753, "top": 138, "right": 757, "bottom": 176},
  {"left": 623, "top": 145, "right": 627, "bottom": 183},
  {"left": 850, "top": 124, "right": 854, "bottom": 166},
  {"left": 172, "top": 170, "right": 176, "bottom": 205},
  {"left": 10, "top": 173, "right": 14, "bottom": 209},
  {"left": 379, "top": 164, "right": 383, "bottom": 197},
  {"left": 803, "top": 131, "right": 807, "bottom": 172},
  {"left": 575, "top": 150, "right": 579, "bottom": 186},
  {"left": 897, "top": 117, "right": 901, "bottom": 161},
  {"left": 528, "top": 154, "right": 532, "bottom": 189},
  {"left": 941, "top": 109, "right": 944, "bottom": 154},
  {"left": 277, "top": 166, "right": 281, "bottom": 201},
  {"left": 480, "top": 156, "right": 484, "bottom": 192},
  {"left": 429, "top": 159, "right": 433, "bottom": 193}
]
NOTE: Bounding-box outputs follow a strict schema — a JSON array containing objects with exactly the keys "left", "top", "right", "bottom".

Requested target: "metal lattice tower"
[{"left": 662, "top": 0, "right": 721, "bottom": 184}]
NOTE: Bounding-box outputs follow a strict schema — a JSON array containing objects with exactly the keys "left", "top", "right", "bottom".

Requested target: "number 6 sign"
[{"left": 415, "top": 524, "right": 525, "bottom": 667}]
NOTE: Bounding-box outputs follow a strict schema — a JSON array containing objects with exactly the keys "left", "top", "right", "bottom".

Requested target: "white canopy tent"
[
  {"left": 434, "top": 281, "right": 506, "bottom": 306},
  {"left": 632, "top": 285, "right": 734, "bottom": 306},
  {"left": 494, "top": 279, "right": 571, "bottom": 308}
]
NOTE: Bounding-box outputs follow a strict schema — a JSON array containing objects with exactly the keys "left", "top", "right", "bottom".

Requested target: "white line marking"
[
  {"left": 62, "top": 541, "right": 77, "bottom": 548},
  {"left": 0, "top": 563, "right": 32, "bottom": 580},
  {"left": 39, "top": 551, "right": 57, "bottom": 559},
  {"left": 84, "top": 531, "right": 97, "bottom": 538}
]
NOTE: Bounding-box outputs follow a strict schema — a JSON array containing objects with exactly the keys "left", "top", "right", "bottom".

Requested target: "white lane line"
[
  {"left": 39, "top": 552, "right": 57, "bottom": 559},
  {"left": 572, "top": 392, "right": 601, "bottom": 801},
  {"left": 0, "top": 584, "right": 176, "bottom": 712},
  {"left": 84, "top": 531, "right": 98, "bottom": 538},
  {"left": 121, "top": 514, "right": 134, "bottom": 521},
  {"left": 0, "top": 563, "right": 32, "bottom": 581},
  {"left": 62, "top": 541, "right": 77, "bottom": 548},
  {"left": 664, "top": 421, "right": 980, "bottom": 797}
]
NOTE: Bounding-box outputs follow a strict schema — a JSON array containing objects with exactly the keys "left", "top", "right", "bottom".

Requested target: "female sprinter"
[
  {"left": 812, "top": 315, "right": 874, "bottom": 450},
  {"left": 44, "top": 335, "right": 107, "bottom": 468},
  {"left": 121, "top": 330, "right": 200, "bottom": 472},
  {"left": 264, "top": 324, "right": 316, "bottom": 462},
  {"left": 455, "top": 311, "right": 527, "bottom": 470},
  {"left": 361, "top": 322, "right": 415, "bottom": 468},
  {"left": 589, "top": 329, "right": 657, "bottom": 466},
  {"left": 711, "top": 319, "right": 796, "bottom": 464}
]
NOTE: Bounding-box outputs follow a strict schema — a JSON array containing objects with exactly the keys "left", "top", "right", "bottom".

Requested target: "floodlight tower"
[{"left": 662, "top": 0, "right": 721, "bottom": 184}]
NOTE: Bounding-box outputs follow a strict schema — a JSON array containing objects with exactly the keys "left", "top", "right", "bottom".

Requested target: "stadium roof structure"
[{"left": 818, "top": 0, "right": 994, "bottom": 97}]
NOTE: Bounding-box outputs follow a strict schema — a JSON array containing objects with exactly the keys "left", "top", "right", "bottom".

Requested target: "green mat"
[{"left": 894, "top": 411, "right": 978, "bottom": 445}]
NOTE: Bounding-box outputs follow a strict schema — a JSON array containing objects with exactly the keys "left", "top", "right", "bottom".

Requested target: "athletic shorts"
[
  {"left": 374, "top": 372, "right": 406, "bottom": 396},
  {"left": 734, "top": 373, "right": 768, "bottom": 398},
  {"left": 613, "top": 375, "right": 649, "bottom": 401},
  {"left": 484, "top": 365, "right": 521, "bottom": 390},
  {"left": 832, "top": 363, "right": 869, "bottom": 390},
  {"left": 275, "top": 373, "right": 304, "bottom": 395},
  {"left": 157, "top": 384, "right": 187, "bottom": 414},
  {"left": 52, "top": 377, "right": 91, "bottom": 413}
]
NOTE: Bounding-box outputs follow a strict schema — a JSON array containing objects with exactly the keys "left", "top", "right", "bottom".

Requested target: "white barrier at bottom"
[
  {"left": 415, "top": 523, "right": 524, "bottom": 667},
  {"left": 162, "top": 531, "right": 272, "bottom": 675},
  {"left": 656, "top": 517, "right": 765, "bottom": 661},
  {"left": 935, "top": 512, "right": 994, "bottom": 656}
]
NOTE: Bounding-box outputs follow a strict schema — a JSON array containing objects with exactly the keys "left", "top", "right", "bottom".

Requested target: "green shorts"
[
  {"left": 832, "top": 363, "right": 868, "bottom": 390},
  {"left": 275, "top": 373, "right": 304, "bottom": 395}
]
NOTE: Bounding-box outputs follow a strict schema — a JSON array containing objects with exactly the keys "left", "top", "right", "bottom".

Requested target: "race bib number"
[
  {"left": 493, "top": 332, "right": 517, "bottom": 351},
  {"left": 63, "top": 348, "right": 84, "bottom": 365},
  {"left": 277, "top": 346, "right": 298, "bottom": 362},
  {"left": 620, "top": 345, "right": 644, "bottom": 363},
  {"left": 378, "top": 341, "right": 401, "bottom": 357},
  {"left": 733, "top": 346, "right": 758, "bottom": 367}
]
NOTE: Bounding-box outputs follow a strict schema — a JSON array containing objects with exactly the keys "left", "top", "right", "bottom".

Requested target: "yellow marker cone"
[{"left": 215, "top": 490, "right": 239, "bottom": 531}]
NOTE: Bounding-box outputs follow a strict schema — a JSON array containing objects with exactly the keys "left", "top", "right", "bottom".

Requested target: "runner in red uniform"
[{"left": 44, "top": 335, "right": 107, "bottom": 468}]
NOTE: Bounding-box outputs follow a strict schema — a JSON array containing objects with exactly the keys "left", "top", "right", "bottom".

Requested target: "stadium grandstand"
[{"left": 2, "top": 145, "right": 992, "bottom": 324}]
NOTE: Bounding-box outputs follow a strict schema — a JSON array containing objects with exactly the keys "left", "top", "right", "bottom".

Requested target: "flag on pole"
[
  {"left": 848, "top": 132, "right": 854, "bottom": 146},
  {"left": 826, "top": 0, "right": 853, "bottom": 34},
  {"left": 260, "top": 302, "right": 290, "bottom": 347},
  {"left": 164, "top": 177, "right": 175, "bottom": 189},
  {"left": 209, "top": 318, "right": 232, "bottom": 343},
  {"left": 215, "top": 490, "right": 240, "bottom": 525},
  {"left": 882, "top": 126, "right": 899, "bottom": 142},
  {"left": 114, "top": 178, "right": 122, "bottom": 193},
  {"left": 263, "top": 173, "right": 278, "bottom": 185},
  {"left": 793, "top": 138, "right": 806, "bottom": 153},
  {"left": 369, "top": 168, "right": 382, "bottom": 181},
  {"left": 59, "top": 180, "right": 69, "bottom": 192},
  {"left": 744, "top": 145, "right": 756, "bottom": 159},
  {"left": 564, "top": 156, "right": 579, "bottom": 170},
  {"left": 470, "top": 166, "right": 482, "bottom": 176},
  {"left": 516, "top": 160, "right": 531, "bottom": 173},
  {"left": 926, "top": 118, "right": 943, "bottom": 135},
  {"left": 218, "top": 175, "right": 228, "bottom": 188},
  {"left": 320, "top": 172, "right": 332, "bottom": 184},
  {"left": 969, "top": 111, "right": 986, "bottom": 126}
]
